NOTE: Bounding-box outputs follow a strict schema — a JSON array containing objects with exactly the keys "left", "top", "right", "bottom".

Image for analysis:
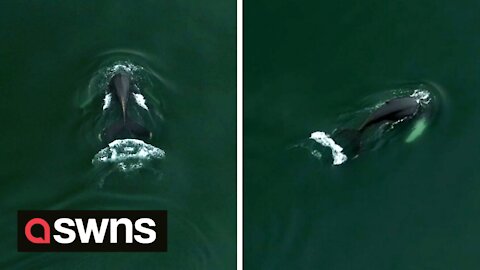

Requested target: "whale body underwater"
[{"left": 101, "top": 72, "right": 152, "bottom": 143}]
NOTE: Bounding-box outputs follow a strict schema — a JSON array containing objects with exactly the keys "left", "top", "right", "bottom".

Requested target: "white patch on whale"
[
  {"left": 410, "top": 89, "right": 431, "bottom": 105},
  {"left": 102, "top": 93, "right": 112, "bottom": 110},
  {"left": 133, "top": 93, "right": 149, "bottom": 110},
  {"left": 107, "top": 62, "right": 143, "bottom": 75},
  {"left": 92, "top": 139, "right": 165, "bottom": 171},
  {"left": 310, "top": 131, "right": 348, "bottom": 165}
]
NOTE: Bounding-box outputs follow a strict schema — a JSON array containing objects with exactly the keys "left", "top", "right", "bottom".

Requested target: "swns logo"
[{"left": 18, "top": 210, "right": 167, "bottom": 252}]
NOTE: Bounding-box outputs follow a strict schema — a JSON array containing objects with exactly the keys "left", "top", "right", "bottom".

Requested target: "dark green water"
[
  {"left": 0, "top": 1, "right": 236, "bottom": 269},
  {"left": 245, "top": 0, "right": 480, "bottom": 269}
]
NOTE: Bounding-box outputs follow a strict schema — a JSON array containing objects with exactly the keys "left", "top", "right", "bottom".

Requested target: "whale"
[
  {"left": 332, "top": 96, "right": 420, "bottom": 156},
  {"left": 101, "top": 72, "right": 152, "bottom": 143}
]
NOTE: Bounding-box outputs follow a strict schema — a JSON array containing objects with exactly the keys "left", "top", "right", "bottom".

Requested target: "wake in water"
[{"left": 300, "top": 84, "right": 439, "bottom": 166}]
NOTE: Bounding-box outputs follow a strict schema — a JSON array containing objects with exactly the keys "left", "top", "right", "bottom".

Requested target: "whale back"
[
  {"left": 360, "top": 97, "right": 419, "bottom": 131},
  {"left": 109, "top": 72, "right": 131, "bottom": 119}
]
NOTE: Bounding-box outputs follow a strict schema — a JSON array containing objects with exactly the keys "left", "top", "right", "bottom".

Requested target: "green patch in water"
[{"left": 405, "top": 117, "right": 428, "bottom": 143}]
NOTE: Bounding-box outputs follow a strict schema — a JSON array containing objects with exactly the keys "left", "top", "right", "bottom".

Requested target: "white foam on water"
[
  {"left": 92, "top": 139, "right": 165, "bottom": 171},
  {"left": 310, "top": 131, "right": 348, "bottom": 165},
  {"left": 310, "top": 149, "right": 323, "bottom": 160},
  {"left": 133, "top": 93, "right": 149, "bottom": 110},
  {"left": 102, "top": 93, "right": 112, "bottom": 110}
]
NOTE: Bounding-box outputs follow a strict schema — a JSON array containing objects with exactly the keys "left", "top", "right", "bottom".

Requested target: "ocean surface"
[
  {"left": 0, "top": 1, "right": 236, "bottom": 269},
  {"left": 245, "top": 0, "right": 480, "bottom": 269}
]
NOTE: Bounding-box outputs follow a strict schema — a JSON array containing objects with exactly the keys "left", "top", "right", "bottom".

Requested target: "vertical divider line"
[{"left": 237, "top": 0, "right": 243, "bottom": 268}]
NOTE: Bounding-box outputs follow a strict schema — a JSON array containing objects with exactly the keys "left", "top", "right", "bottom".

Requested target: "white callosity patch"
[
  {"left": 410, "top": 89, "right": 431, "bottom": 106},
  {"left": 102, "top": 93, "right": 112, "bottom": 110},
  {"left": 107, "top": 62, "right": 143, "bottom": 75},
  {"left": 92, "top": 139, "right": 165, "bottom": 171},
  {"left": 133, "top": 93, "right": 149, "bottom": 110},
  {"left": 310, "top": 131, "right": 348, "bottom": 165}
]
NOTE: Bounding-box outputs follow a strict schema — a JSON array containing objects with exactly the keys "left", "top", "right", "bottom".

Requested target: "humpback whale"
[
  {"left": 332, "top": 96, "right": 420, "bottom": 156},
  {"left": 101, "top": 72, "right": 152, "bottom": 143}
]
